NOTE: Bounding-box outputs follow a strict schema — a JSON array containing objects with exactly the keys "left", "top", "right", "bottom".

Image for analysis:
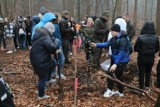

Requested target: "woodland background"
[{"left": 0, "top": 0, "right": 159, "bottom": 35}]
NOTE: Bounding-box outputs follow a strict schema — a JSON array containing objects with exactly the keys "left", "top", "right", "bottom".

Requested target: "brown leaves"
[{"left": 0, "top": 50, "right": 157, "bottom": 107}]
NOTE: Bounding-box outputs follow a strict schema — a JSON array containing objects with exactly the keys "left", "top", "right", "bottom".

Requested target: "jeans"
[
  {"left": 19, "top": 34, "right": 27, "bottom": 49},
  {"left": 37, "top": 61, "right": 57, "bottom": 97},
  {"left": 52, "top": 47, "right": 65, "bottom": 74}
]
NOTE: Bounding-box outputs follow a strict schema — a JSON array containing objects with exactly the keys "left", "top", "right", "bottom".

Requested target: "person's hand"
[
  {"left": 90, "top": 42, "right": 96, "bottom": 48},
  {"left": 71, "top": 27, "right": 74, "bottom": 31},
  {"left": 109, "top": 64, "right": 117, "bottom": 72},
  {"left": 28, "top": 33, "right": 31, "bottom": 35},
  {"left": 56, "top": 49, "right": 61, "bottom": 54}
]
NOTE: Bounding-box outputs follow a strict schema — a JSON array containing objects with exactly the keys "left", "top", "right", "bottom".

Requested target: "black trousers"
[
  {"left": 107, "top": 58, "right": 127, "bottom": 93},
  {"left": 0, "top": 32, "right": 6, "bottom": 49},
  {"left": 157, "top": 60, "right": 160, "bottom": 88},
  {"left": 138, "top": 56, "right": 154, "bottom": 89}
]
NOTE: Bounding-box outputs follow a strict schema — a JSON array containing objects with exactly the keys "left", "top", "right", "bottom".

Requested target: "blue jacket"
[
  {"left": 96, "top": 31, "right": 130, "bottom": 64},
  {"left": 53, "top": 23, "right": 62, "bottom": 47},
  {"left": 31, "top": 12, "right": 56, "bottom": 40}
]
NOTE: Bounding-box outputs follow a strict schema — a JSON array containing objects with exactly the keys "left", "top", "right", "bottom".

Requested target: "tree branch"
[{"left": 98, "top": 70, "right": 156, "bottom": 102}]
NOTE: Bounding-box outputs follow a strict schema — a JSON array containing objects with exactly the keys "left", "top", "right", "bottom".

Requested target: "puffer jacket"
[
  {"left": 30, "top": 27, "right": 58, "bottom": 76},
  {"left": 134, "top": 22, "right": 159, "bottom": 56},
  {"left": 31, "top": 12, "right": 56, "bottom": 40},
  {"left": 96, "top": 31, "right": 130, "bottom": 64}
]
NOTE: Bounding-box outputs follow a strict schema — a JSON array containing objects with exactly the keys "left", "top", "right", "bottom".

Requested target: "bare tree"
[{"left": 157, "top": 0, "right": 160, "bottom": 36}]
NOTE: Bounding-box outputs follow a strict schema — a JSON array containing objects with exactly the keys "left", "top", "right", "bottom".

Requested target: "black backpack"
[{"left": 0, "top": 80, "right": 15, "bottom": 107}]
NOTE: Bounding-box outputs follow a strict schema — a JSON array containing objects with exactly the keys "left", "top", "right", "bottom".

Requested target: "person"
[
  {"left": 108, "top": 16, "right": 127, "bottom": 56},
  {"left": 90, "top": 24, "right": 130, "bottom": 98},
  {"left": 30, "top": 22, "right": 59, "bottom": 100},
  {"left": 16, "top": 16, "right": 27, "bottom": 49},
  {"left": 0, "top": 76, "right": 15, "bottom": 107},
  {"left": 52, "top": 12, "right": 66, "bottom": 80},
  {"left": 31, "top": 12, "right": 56, "bottom": 41},
  {"left": 81, "top": 17, "right": 94, "bottom": 63},
  {"left": 122, "top": 12, "right": 135, "bottom": 40},
  {"left": 0, "top": 17, "right": 6, "bottom": 51},
  {"left": 134, "top": 22, "right": 159, "bottom": 91},
  {"left": 25, "top": 16, "right": 32, "bottom": 48},
  {"left": 93, "top": 11, "right": 110, "bottom": 68},
  {"left": 4, "top": 18, "right": 16, "bottom": 53},
  {"left": 59, "top": 10, "right": 74, "bottom": 64},
  {"left": 156, "top": 53, "right": 160, "bottom": 92}
]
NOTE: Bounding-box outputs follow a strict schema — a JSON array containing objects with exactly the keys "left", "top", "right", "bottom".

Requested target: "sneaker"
[
  {"left": 145, "top": 87, "right": 150, "bottom": 93},
  {"left": 38, "top": 94, "right": 50, "bottom": 100},
  {"left": 114, "top": 90, "right": 124, "bottom": 97},
  {"left": 46, "top": 79, "right": 56, "bottom": 86},
  {"left": 103, "top": 89, "right": 114, "bottom": 98},
  {"left": 7, "top": 51, "right": 13, "bottom": 53},
  {"left": 56, "top": 73, "right": 66, "bottom": 80}
]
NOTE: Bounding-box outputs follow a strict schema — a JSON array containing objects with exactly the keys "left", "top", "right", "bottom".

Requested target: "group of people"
[
  {"left": 0, "top": 7, "right": 160, "bottom": 106},
  {"left": 0, "top": 16, "right": 32, "bottom": 53}
]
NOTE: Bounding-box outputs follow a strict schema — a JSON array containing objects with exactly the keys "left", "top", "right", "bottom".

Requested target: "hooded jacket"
[
  {"left": 134, "top": 22, "right": 159, "bottom": 56},
  {"left": 30, "top": 27, "right": 58, "bottom": 76},
  {"left": 31, "top": 12, "right": 56, "bottom": 40},
  {"left": 96, "top": 31, "right": 130, "bottom": 64}
]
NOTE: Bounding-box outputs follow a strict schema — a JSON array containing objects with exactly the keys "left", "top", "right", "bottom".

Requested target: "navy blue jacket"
[{"left": 30, "top": 27, "right": 58, "bottom": 76}]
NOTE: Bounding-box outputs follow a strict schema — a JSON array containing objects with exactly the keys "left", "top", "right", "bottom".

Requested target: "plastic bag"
[{"left": 100, "top": 59, "right": 111, "bottom": 71}]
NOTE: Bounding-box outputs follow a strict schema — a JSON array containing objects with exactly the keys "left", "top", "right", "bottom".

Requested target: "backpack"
[
  {"left": 117, "top": 35, "right": 133, "bottom": 55},
  {"left": 18, "top": 22, "right": 25, "bottom": 35},
  {"left": 0, "top": 77, "right": 15, "bottom": 107}
]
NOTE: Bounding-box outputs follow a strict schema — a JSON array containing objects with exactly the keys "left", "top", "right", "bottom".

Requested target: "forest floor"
[{"left": 0, "top": 47, "right": 159, "bottom": 107}]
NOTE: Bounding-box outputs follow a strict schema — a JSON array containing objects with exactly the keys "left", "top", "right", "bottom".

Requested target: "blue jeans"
[
  {"left": 53, "top": 48, "right": 65, "bottom": 74},
  {"left": 19, "top": 34, "right": 26, "bottom": 49},
  {"left": 38, "top": 60, "right": 57, "bottom": 97}
]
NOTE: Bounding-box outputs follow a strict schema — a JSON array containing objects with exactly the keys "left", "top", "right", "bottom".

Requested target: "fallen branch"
[
  {"left": 98, "top": 70, "right": 156, "bottom": 102},
  {"left": 1, "top": 72, "right": 21, "bottom": 75}
]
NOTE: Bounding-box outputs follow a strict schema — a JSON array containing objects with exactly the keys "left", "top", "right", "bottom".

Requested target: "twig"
[{"left": 98, "top": 71, "right": 156, "bottom": 102}]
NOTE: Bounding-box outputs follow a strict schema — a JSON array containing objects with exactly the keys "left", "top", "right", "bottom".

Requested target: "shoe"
[
  {"left": 7, "top": 51, "right": 13, "bottom": 53},
  {"left": 38, "top": 94, "right": 50, "bottom": 100},
  {"left": 145, "top": 87, "right": 150, "bottom": 93},
  {"left": 46, "top": 79, "right": 56, "bottom": 86},
  {"left": 56, "top": 73, "right": 66, "bottom": 80},
  {"left": 103, "top": 89, "right": 114, "bottom": 98},
  {"left": 114, "top": 90, "right": 124, "bottom": 97}
]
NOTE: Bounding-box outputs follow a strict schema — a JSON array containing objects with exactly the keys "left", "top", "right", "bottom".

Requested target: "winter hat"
[
  {"left": 111, "top": 24, "right": 121, "bottom": 32},
  {"left": 102, "top": 11, "right": 110, "bottom": 17},
  {"left": 0, "top": 17, "right": 4, "bottom": 23},
  {"left": 44, "top": 22, "right": 55, "bottom": 34}
]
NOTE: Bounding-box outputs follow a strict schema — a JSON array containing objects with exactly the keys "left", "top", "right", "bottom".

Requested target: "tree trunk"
[
  {"left": 157, "top": 0, "right": 160, "bottom": 36},
  {"left": 155, "top": 94, "right": 160, "bottom": 107},
  {"left": 133, "top": 0, "right": 137, "bottom": 30}
]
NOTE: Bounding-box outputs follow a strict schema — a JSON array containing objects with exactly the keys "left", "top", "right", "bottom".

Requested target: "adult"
[{"left": 134, "top": 22, "right": 159, "bottom": 91}]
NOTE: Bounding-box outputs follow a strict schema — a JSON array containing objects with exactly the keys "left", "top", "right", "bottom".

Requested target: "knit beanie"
[
  {"left": 111, "top": 24, "right": 121, "bottom": 32},
  {"left": 44, "top": 22, "right": 55, "bottom": 34}
]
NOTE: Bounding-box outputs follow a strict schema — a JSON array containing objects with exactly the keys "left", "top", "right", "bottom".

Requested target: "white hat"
[{"left": 44, "top": 22, "right": 55, "bottom": 34}]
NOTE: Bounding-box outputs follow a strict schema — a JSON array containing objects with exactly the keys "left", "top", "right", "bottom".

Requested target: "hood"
[
  {"left": 32, "top": 16, "right": 40, "bottom": 24},
  {"left": 33, "top": 27, "right": 50, "bottom": 41},
  {"left": 41, "top": 12, "right": 56, "bottom": 24},
  {"left": 141, "top": 22, "right": 156, "bottom": 35}
]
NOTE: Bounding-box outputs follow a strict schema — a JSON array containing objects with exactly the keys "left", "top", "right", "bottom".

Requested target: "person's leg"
[
  {"left": 116, "top": 63, "right": 127, "bottom": 93},
  {"left": 38, "top": 74, "right": 48, "bottom": 97},
  {"left": 138, "top": 57, "right": 146, "bottom": 89},
  {"left": 145, "top": 58, "right": 154, "bottom": 88},
  {"left": 157, "top": 61, "right": 160, "bottom": 88},
  {"left": 48, "top": 59, "right": 57, "bottom": 81}
]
